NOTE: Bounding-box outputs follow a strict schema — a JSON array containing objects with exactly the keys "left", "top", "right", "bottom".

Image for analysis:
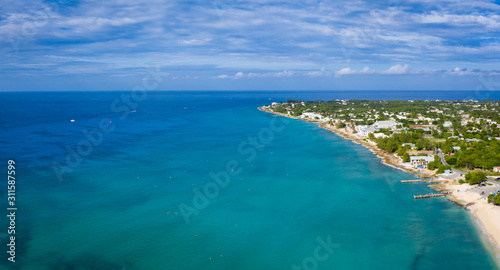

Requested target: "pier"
[
  {"left": 413, "top": 192, "right": 450, "bottom": 199},
  {"left": 401, "top": 179, "right": 422, "bottom": 183},
  {"left": 401, "top": 179, "right": 449, "bottom": 183},
  {"left": 422, "top": 179, "right": 448, "bottom": 183}
]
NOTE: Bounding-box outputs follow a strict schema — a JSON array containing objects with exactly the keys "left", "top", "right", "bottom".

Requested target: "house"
[
  {"left": 301, "top": 112, "right": 323, "bottom": 119},
  {"left": 409, "top": 156, "right": 434, "bottom": 167},
  {"left": 402, "top": 143, "right": 416, "bottom": 150},
  {"left": 443, "top": 121, "right": 452, "bottom": 128},
  {"left": 373, "top": 133, "right": 388, "bottom": 139},
  {"left": 373, "top": 120, "right": 398, "bottom": 130},
  {"left": 452, "top": 146, "right": 461, "bottom": 151},
  {"left": 355, "top": 125, "right": 376, "bottom": 137},
  {"left": 493, "top": 167, "right": 500, "bottom": 173},
  {"left": 410, "top": 125, "right": 430, "bottom": 131}
]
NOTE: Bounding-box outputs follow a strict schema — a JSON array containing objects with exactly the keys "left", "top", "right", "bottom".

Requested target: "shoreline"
[{"left": 259, "top": 106, "right": 500, "bottom": 264}]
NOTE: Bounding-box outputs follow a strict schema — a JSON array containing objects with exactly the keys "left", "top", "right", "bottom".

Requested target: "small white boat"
[{"left": 70, "top": 119, "right": 75, "bottom": 122}]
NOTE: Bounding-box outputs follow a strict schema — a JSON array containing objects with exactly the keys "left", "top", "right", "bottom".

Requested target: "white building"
[
  {"left": 409, "top": 156, "right": 434, "bottom": 166},
  {"left": 373, "top": 133, "right": 388, "bottom": 138},
  {"left": 402, "top": 143, "right": 416, "bottom": 150},
  {"left": 443, "top": 121, "right": 452, "bottom": 128},
  {"left": 373, "top": 121, "right": 399, "bottom": 130},
  {"left": 355, "top": 125, "right": 376, "bottom": 137},
  {"left": 301, "top": 112, "right": 323, "bottom": 119}
]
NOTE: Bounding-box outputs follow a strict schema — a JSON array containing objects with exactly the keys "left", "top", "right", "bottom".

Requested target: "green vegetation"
[
  {"left": 464, "top": 171, "right": 486, "bottom": 185},
  {"left": 488, "top": 194, "right": 500, "bottom": 206},
  {"left": 427, "top": 162, "right": 436, "bottom": 170},
  {"left": 402, "top": 153, "right": 410, "bottom": 162},
  {"left": 376, "top": 132, "right": 435, "bottom": 153},
  {"left": 436, "top": 165, "right": 451, "bottom": 174}
]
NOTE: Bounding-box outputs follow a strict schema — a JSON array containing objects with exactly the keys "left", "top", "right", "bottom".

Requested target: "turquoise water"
[{"left": 0, "top": 91, "right": 498, "bottom": 269}]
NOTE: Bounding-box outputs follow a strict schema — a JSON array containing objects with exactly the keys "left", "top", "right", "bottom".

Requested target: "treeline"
[
  {"left": 376, "top": 132, "right": 435, "bottom": 153},
  {"left": 453, "top": 140, "right": 500, "bottom": 170}
]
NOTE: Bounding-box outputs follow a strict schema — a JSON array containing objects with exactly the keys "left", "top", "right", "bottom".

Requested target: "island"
[{"left": 260, "top": 98, "right": 500, "bottom": 253}]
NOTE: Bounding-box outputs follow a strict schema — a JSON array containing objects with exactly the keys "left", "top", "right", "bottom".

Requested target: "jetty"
[
  {"left": 413, "top": 192, "right": 450, "bottom": 199},
  {"left": 401, "top": 179, "right": 449, "bottom": 183},
  {"left": 401, "top": 179, "right": 422, "bottom": 183},
  {"left": 422, "top": 179, "right": 448, "bottom": 183}
]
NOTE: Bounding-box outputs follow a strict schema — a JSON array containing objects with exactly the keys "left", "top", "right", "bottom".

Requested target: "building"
[
  {"left": 373, "top": 120, "right": 398, "bottom": 130},
  {"left": 443, "top": 121, "right": 452, "bottom": 128},
  {"left": 373, "top": 133, "right": 388, "bottom": 138},
  {"left": 410, "top": 125, "right": 430, "bottom": 131},
  {"left": 409, "top": 156, "right": 434, "bottom": 167},
  {"left": 493, "top": 167, "right": 500, "bottom": 173},
  {"left": 355, "top": 125, "right": 376, "bottom": 137},
  {"left": 452, "top": 146, "right": 461, "bottom": 151},
  {"left": 402, "top": 143, "right": 416, "bottom": 149},
  {"left": 301, "top": 112, "right": 323, "bottom": 119}
]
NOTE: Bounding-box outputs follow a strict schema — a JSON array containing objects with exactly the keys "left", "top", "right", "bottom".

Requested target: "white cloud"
[
  {"left": 234, "top": 71, "right": 244, "bottom": 79},
  {"left": 307, "top": 67, "right": 330, "bottom": 77},
  {"left": 417, "top": 12, "right": 500, "bottom": 29},
  {"left": 335, "top": 67, "right": 356, "bottom": 77},
  {"left": 217, "top": 70, "right": 296, "bottom": 79},
  {"left": 335, "top": 66, "right": 373, "bottom": 77},
  {"left": 180, "top": 38, "right": 212, "bottom": 45},
  {"left": 382, "top": 64, "right": 411, "bottom": 75}
]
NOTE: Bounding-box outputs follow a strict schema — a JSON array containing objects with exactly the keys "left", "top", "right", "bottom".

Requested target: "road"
[{"left": 436, "top": 149, "right": 466, "bottom": 178}]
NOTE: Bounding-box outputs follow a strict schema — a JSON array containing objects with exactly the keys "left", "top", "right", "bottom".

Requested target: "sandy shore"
[
  {"left": 259, "top": 106, "right": 500, "bottom": 264},
  {"left": 444, "top": 181, "right": 500, "bottom": 260}
]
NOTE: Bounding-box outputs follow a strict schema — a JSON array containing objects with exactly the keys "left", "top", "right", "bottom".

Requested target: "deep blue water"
[{"left": 0, "top": 91, "right": 499, "bottom": 270}]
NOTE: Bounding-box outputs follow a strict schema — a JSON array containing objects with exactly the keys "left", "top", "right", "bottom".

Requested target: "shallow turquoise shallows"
[{"left": 0, "top": 91, "right": 498, "bottom": 270}]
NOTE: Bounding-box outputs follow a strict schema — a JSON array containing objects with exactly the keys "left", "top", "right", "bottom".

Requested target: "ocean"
[{"left": 0, "top": 90, "right": 499, "bottom": 270}]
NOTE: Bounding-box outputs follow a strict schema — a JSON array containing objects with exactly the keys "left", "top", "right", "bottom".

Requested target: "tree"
[
  {"left": 434, "top": 155, "right": 441, "bottom": 166},
  {"left": 427, "top": 162, "right": 436, "bottom": 170},
  {"left": 336, "top": 122, "right": 346, "bottom": 128},
  {"left": 445, "top": 156, "right": 457, "bottom": 165},
  {"left": 495, "top": 194, "right": 500, "bottom": 206},
  {"left": 465, "top": 171, "right": 486, "bottom": 185},
  {"left": 436, "top": 165, "right": 451, "bottom": 174},
  {"left": 403, "top": 153, "right": 410, "bottom": 162},
  {"left": 488, "top": 194, "right": 495, "bottom": 203}
]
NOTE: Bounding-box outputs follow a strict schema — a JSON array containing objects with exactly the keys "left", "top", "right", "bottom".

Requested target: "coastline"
[{"left": 259, "top": 106, "right": 500, "bottom": 264}]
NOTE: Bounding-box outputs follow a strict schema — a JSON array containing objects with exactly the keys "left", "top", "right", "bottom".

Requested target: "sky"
[{"left": 0, "top": 0, "right": 500, "bottom": 91}]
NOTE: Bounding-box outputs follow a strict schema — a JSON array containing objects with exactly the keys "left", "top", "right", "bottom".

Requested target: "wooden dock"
[
  {"left": 422, "top": 179, "right": 448, "bottom": 183},
  {"left": 401, "top": 179, "right": 449, "bottom": 183},
  {"left": 413, "top": 192, "right": 450, "bottom": 199},
  {"left": 401, "top": 179, "right": 422, "bottom": 183}
]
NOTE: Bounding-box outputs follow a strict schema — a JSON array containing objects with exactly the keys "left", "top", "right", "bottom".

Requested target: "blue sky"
[{"left": 1, "top": 0, "right": 499, "bottom": 91}]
